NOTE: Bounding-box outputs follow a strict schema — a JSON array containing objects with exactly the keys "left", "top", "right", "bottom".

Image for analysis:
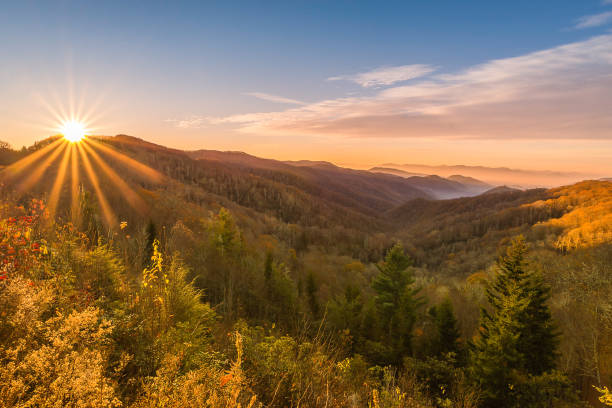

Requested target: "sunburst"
[
  {"left": 60, "top": 121, "right": 87, "bottom": 143},
  {"left": 0, "top": 117, "right": 165, "bottom": 228}
]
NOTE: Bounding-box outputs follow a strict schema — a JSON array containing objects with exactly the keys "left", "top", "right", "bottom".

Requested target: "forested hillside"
[{"left": 0, "top": 136, "right": 610, "bottom": 407}]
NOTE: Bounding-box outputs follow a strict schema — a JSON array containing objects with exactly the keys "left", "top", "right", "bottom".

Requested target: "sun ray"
[
  {"left": 76, "top": 143, "right": 117, "bottom": 227},
  {"left": 18, "top": 141, "right": 68, "bottom": 193},
  {"left": 87, "top": 138, "right": 165, "bottom": 183},
  {"left": 70, "top": 144, "right": 81, "bottom": 224},
  {"left": 81, "top": 139, "right": 149, "bottom": 214},
  {"left": 1, "top": 138, "right": 64, "bottom": 180},
  {"left": 36, "top": 92, "right": 69, "bottom": 128},
  {"left": 48, "top": 143, "right": 73, "bottom": 219}
]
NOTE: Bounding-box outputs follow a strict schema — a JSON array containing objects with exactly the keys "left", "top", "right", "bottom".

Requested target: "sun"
[{"left": 60, "top": 121, "right": 86, "bottom": 143}]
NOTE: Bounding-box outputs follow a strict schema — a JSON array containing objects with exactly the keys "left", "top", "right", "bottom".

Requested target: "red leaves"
[{"left": 0, "top": 199, "right": 47, "bottom": 279}]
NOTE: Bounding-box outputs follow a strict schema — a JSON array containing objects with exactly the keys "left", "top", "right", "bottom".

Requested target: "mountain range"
[
  {"left": 375, "top": 162, "right": 595, "bottom": 188},
  {"left": 2, "top": 134, "right": 610, "bottom": 272}
]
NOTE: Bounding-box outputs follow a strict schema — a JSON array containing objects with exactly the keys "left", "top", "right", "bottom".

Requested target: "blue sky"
[{"left": 1, "top": 1, "right": 612, "bottom": 173}]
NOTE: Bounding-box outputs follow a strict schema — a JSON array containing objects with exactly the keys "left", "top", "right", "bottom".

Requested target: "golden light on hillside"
[{"left": 60, "top": 121, "right": 86, "bottom": 143}]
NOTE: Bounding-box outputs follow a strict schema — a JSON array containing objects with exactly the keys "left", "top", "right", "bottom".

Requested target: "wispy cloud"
[
  {"left": 603, "top": 0, "right": 612, "bottom": 5},
  {"left": 210, "top": 34, "right": 612, "bottom": 141},
  {"left": 244, "top": 92, "right": 305, "bottom": 105},
  {"left": 165, "top": 116, "right": 206, "bottom": 129},
  {"left": 575, "top": 11, "right": 612, "bottom": 28},
  {"left": 328, "top": 64, "right": 436, "bottom": 88}
]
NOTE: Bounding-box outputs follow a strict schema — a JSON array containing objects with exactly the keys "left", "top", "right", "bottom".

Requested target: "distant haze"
[{"left": 378, "top": 163, "right": 598, "bottom": 188}]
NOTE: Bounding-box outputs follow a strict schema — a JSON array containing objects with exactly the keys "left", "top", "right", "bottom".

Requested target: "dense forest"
[{"left": 0, "top": 136, "right": 610, "bottom": 407}]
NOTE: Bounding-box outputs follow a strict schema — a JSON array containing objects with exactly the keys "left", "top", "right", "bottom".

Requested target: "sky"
[{"left": 1, "top": 0, "right": 612, "bottom": 175}]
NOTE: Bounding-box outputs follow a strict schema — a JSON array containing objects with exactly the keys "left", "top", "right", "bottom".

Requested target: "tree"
[
  {"left": 493, "top": 236, "right": 558, "bottom": 375},
  {"left": 207, "top": 208, "right": 243, "bottom": 319},
  {"left": 327, "top": 285, "right": 364, "bottom": 353},
  {"left": 430, "top": 299, "right": 462, "bottom": 359},
  {"left": 371, "top": 243, "right": 422, "bottom": 365},
  {"left": 209, "top": 207, "right": 240, "bottom": 258},
  {"left": 469, "top": 279, "right": 528, "bottom": 407},
  {"left": 469, "top": 236, "right": 562, "bottom": 407}
]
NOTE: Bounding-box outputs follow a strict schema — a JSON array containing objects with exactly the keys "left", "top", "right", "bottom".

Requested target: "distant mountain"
[
  {"left": 369, "top": 167, "right": 427, "bottom": 178},
  {"left": 369, "top": 168, "right": 491, "bottom": 198},
  {"left": 379, "top": 163, "right": 593, "bottom": 188},
  {"left": 400, "top": 175, "right": 486, "bottom": 199},
  {"left": 188, "top": 148, "right": 432, "bottom": 217},
  {"left": 190, "top": 150, "right": 489, "bottom": 201},
  {"left": 482, "top": 185, "right": 522, "bottom": 195},
  {"left": 283, "top": 160, "right": 338, "bottom": 169},
  {"left": 447, "top": 174, "right": 490, "bottom": 188}
]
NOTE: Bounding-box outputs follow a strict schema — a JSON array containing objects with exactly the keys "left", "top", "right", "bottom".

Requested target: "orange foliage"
[{"left": 527, "top": 181, "right": 612, "bottom": 250}]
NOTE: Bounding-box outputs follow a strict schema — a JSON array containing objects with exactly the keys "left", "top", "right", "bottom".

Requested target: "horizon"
[{"left": 2, "top": 1, "right": 612, "bottom": 175}]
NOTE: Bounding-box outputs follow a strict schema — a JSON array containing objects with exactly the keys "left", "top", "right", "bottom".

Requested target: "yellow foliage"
[
  {"left": 132, "top": 332, "right": 259, "bottom": 408},
  {"left": 595, "top": 386, "right": 612, "bottom": 406},
  {"left": 527, "top": 181, "right": 612, "bottom": 250},
  {"left": 142, "top": 239, "right": 167, "bottom": 288},
  {"left": 0, "top": 277, "right": 120, "bottom": 408}
]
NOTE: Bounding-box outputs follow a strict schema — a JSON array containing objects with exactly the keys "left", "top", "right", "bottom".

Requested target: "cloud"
[
  {"left": 244, "top": 92, "right": 305, "bottom": 105},
  {"left": 575, "top": 11, "right": 612, "bottom": 28},
  {"left": 165, "top": 116, "right": 206, "bottom": 129},
  {"left": 210, "top": 34, "right": 612, "bottom": 141},
  {"left": 603, "top": 0, "right": 612, "bottom": 5},
  {"left": 328, "top": 64, "right": 436, "bottom": 87}
]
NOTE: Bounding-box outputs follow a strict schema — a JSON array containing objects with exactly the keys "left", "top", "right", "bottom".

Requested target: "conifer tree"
[
  {"left": 371, "top": 243, "right": 421, "bottom": 365},
  {"left": 518, "top": 271, "right": 558, "bottom": 375},
  {"left": 431, "top": 299, "right": 461, "bottom": 358},
  {"left": 469, "top": 236, "right": 560, "bottom": 407}
]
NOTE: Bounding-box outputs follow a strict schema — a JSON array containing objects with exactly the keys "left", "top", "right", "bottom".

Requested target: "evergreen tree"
[
  {"left": 492, "top": 236, "right": 558, "bottom": 374},
  {"left": 469, "top": 236, "right": 560, "bottom": 407},
  {"left": 518, "top": 271, "right": 558, "bottom": 375},
  {"left": 371, "top": 243, "right": 422, "bottom": 365},
  {"left": 431, "top": 299, "right": 461, "bottom": 358},
  {"left": 469, "top": 281, "right": 528, "bottom": 407}
]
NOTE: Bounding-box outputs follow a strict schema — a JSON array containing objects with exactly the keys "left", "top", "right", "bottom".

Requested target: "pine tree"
[
  {"left": 371, "top": 243, "right": 422, "bottom": 365},
  {"left": 492, "top": 236, "right": 558, "bottom": 375},
  {"left": 518, "top": 271, "right": 558, "bottom": 375},
  {"left": 431, "top": 299, "right": 461, "bottom": 358},
  {"left": 469, "top": 236, "right": 560, "bottom": 407},
  {"left": 469, "top": 280, "right": 528, "bottom": 407}
]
